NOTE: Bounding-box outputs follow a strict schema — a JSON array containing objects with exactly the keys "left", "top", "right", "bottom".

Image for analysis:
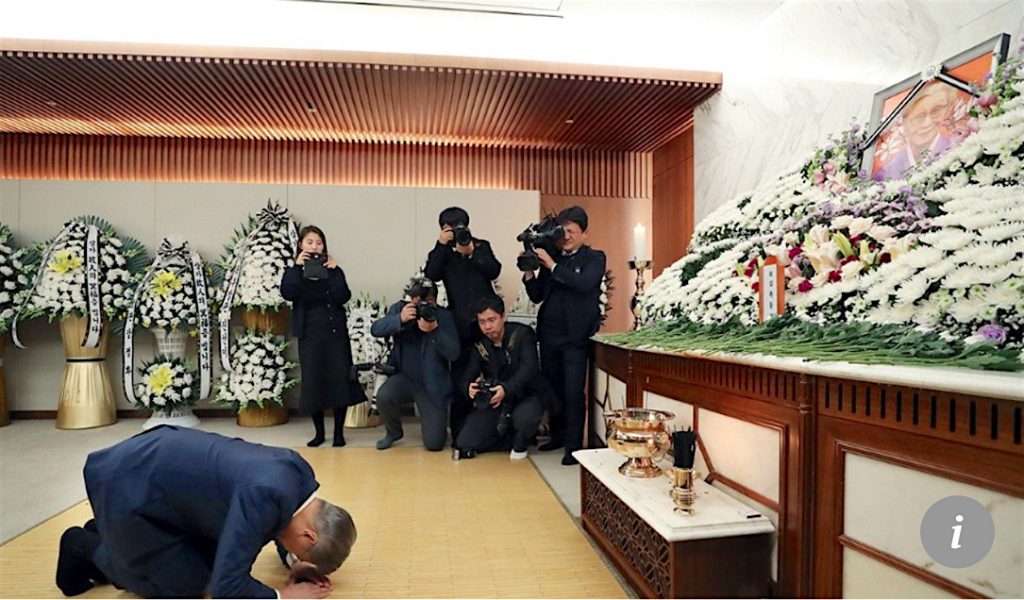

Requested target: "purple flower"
[
  {"left": 851, "top": 123, "right": 861, "bottom": 133},
  {"left": 825, "top": 143, "right": 834, "bottom": 152},
  {"left": 898, "top": 185, "right": 912, "bottom": 195},
  {"left": 857, "top": 169, "right": 868, "bottom": 179},
  {"left": 977, "top": 324, "right": 1007, "bottom": 345}
]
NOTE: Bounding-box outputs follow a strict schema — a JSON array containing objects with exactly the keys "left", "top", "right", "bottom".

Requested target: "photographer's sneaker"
[{"left": 509, "top": 448, "right": 529, "bottom": 460}]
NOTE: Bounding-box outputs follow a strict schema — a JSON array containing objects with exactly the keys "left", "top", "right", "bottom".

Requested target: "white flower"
[{"left": 848, "top": 217, "right": 874, "bottom": 238}]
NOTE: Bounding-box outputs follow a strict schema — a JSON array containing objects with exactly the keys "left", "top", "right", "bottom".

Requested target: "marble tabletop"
[{"left": 575, "top": 448, "right": 775, "bottom": 543}]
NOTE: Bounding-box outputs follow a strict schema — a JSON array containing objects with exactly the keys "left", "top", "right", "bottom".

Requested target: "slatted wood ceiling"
[{"left": 0, "top": 51, "right": 717, "bottom": 152}]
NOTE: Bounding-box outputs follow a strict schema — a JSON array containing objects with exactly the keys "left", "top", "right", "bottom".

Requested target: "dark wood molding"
[
  {"left": 839, "top": 535, "right": 990, "bottom": 599},
  {"left": 706, "top": 472, "right": 782, "bottom": 514}
]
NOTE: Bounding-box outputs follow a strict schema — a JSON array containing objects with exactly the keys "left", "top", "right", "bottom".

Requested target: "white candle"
[{"left": 633, "top": 224, "right": 647, "bottom": 260}]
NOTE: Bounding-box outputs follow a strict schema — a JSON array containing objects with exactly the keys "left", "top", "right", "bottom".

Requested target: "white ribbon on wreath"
[{"left": 218, "top": 201, "right": 298, "bottom": 371}]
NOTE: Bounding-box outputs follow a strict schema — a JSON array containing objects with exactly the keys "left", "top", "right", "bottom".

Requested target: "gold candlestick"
[
  {"left": 628, "top": 259, "right": 651, "bottom": 331},
  {"left": 670, "top": 467, "right": 697, "bottom": 515}
]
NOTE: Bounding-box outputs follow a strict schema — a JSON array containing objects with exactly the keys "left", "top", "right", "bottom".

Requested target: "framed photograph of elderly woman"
[{"left": 862, "top": 33, "right": 1010, "bottom": 182}]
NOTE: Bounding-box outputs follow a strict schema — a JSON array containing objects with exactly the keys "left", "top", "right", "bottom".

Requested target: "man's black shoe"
[
  {"left": 539, "top": 438, "right": 564, "bottom": 452},
  {"left": 56, "top": 527, "right": 100, "bottom": 596},
  {"left": 561, "top": 454, "right": 579, "bottom": 466}
]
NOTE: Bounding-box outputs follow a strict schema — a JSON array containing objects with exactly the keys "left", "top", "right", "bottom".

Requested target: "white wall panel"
[
  {"left": 844, "top": 453, "right": 1023, "bottom": 598},
  {"left": 698, "top": 408, "right": 780, "bottom": 504},
  {"left": 842, "top": 547, "right": 958, "bottom": 599}
]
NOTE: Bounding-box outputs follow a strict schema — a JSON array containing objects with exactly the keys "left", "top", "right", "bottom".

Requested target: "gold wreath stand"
[
  {"left": 236, "top": 308, "right": 290, "bottom": 427},
  {"left": 57, "top": 315, "right": 116, "bottom": 429},
  {"left": 0, "top": 334, "right": 9, "bottom": 427}
]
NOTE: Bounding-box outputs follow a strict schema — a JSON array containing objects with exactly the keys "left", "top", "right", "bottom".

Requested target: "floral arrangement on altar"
[
  {"left": 214, "top": 330, "right": 297, "bottom": 410},
  {"left": 630, "top": 45, "right": 1024, "bottom": 370},
  {"left": 216, "top": 202, "right": 296, "bottom": 312},
  {"left": 0, "top": 224, "right": 27, "bottom": 335},
  {"left": 134, "top": 357, "right": 198, "bottom": 412},
  {"left": 599, "top": 270, "right": 614, "bottom": 323},
  {"left": 14, "top": 216, "right": 149, "bottom": 326}
]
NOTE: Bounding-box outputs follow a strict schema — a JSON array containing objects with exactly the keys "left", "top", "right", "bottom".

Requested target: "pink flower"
[
  {"left": 967, "top": 117, "right": 980, "bottom": 133},
  {"left": 798, "top": 280, "right": 814, "bottom": 293},
  {"left": 977, "top": 91, "right": 997, "bottom": 108},
  {"left": 786, "top": 264, "right": 802, "bottom": 279},
  {"left": 824, "top": 162, "right": 835, "bottom": 174},
  {"left": 813, "top": 171, "right": 826, "bottom": 185}
]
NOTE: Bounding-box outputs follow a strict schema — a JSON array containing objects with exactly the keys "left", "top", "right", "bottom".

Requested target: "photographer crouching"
[
  {"left": 281, "top": 225, "right": 366, "bottom": 448},
  {"left": 454, "top": 296, "right": 545, "bottom": 460},
  {"left": 370, "top": 277, "right": 459, "bottom": 451}
]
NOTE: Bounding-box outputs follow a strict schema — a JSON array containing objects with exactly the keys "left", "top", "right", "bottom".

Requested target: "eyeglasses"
[{"left": 905, "top": 104, "right": 947, "bottom": 124}]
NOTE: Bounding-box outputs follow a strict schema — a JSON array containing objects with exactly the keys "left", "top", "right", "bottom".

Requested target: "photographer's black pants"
[
  {"left": 377, "top": 373, "right": 449, "bottom": 451},
  {"left": 456, "top": 396, "right": 544, "bottom": 453},
  {"left": 540, "top": 340, "right": 588, "bottom": 455}
]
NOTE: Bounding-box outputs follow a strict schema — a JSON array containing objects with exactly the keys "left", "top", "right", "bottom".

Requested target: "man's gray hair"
[{"left": 308, "top": 501, "right": 357, "bottom": 574}]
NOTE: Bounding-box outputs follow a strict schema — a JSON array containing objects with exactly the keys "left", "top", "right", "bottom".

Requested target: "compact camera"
[{"left": 302, "top": 252, "right": 329, "bottom": 281}]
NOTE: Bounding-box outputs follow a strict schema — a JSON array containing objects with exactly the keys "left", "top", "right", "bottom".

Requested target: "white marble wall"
[
  {"left": 844, "top": 453, "right": 1024, "bottom": 598},
  {"left": 694, "top": 0, "right": 1024, "bottom": 223}
]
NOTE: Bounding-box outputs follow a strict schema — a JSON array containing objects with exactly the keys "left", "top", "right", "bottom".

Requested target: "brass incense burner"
[{"left": 603, "top": 408, "right": 674, "bottom": 478}]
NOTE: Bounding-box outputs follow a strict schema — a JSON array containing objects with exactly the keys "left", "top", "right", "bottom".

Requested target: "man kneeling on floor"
[
  {"left": 454, "top": 296, "right": 546, "bottom": 460},
  {"left": 56, "top": 426, "right": 356, "bottom": 599}
]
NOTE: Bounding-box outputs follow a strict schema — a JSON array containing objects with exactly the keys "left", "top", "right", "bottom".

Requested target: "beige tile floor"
[{"left": 0, "top": 418, "right": 629, "bottom": 598}]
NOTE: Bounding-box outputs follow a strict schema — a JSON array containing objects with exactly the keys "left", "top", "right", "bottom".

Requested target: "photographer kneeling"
[
  {"left": 454, "top": 296, "right": 544, "bottom": 460},
  {"left": 370, "top": 277, "right": 459, "bottom": 451}
]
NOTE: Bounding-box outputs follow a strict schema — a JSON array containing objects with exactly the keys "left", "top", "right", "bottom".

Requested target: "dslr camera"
[
  {"left": 415, "top": 300, "right": 438, "bottom": 323},
  {"left": 302, "top": 252, "right": 329, "bottom": 281},
  {"left": 451, "top": 224, "right": 473, "bottom": 247},
  {"left": 473, "top": 377, "right": 515, "bottom": 436},
  {"left": 516, "top": 215, "right": 564, "bottom": 271},
  {"left": 350, "top": 361, "right": 397, "bottom": 379}
]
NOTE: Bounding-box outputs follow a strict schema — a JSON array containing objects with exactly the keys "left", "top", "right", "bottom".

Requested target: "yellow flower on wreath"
[
  {"left": 48, "top": 250, "right": 83, "bottom": 275},
  {"left": 151, "top": 270, "right": 183, "bottom": 298},
  {"left": 147, "top": 364, "right": 174, "bottom": 395}
]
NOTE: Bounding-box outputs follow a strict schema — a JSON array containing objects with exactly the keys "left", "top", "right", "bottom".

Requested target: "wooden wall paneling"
[
  {"left": 813, "top": 415, "right": 1024, "bottom": 598},
  {"left": 651, "top": 128, "right": 694, "bottom": 277},
  {"left": 540, "top": 194, "right": 653, "bottom": 333},
  {"left": 0, "top": 134, "right": 651, "bottom": 199}
]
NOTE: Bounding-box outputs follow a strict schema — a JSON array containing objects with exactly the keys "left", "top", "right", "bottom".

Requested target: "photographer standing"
[
  {"left": 424, "top": 207, "right": 502, "bottom": 345},
  {"left": 523, "top": 206, "right": 606, "bottom": 466},
  {"left": 370, "top": 277, "right": 459, "bottom": 452},
  {"left": 455, "top": 296, "right": 545, "bottom": 460},
  {"left": 281, "top": 225, "right": 365, "bottom": 448}
]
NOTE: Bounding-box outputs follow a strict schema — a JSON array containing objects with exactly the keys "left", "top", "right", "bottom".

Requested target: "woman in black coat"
[{"left": 280, "top": 225, "right": 365, "bottom": 447}]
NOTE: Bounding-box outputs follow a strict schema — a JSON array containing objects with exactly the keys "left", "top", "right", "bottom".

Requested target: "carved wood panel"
[{"left": 582, "top": 469, "right": 671, "bottom": 598}]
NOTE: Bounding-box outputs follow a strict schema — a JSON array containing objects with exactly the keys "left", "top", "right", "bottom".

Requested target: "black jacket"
[
  {"left": 524, "top": 245, "right": 606, "bottom": 345},
  {"left": 279, "top": 264, "right": 352, "bottom": 339},
  {"left": 423, "top": 238, "right": 501, "bottom": 342},
  {"left": 458, "top": 322, "right": 547, "bottom": 405}
]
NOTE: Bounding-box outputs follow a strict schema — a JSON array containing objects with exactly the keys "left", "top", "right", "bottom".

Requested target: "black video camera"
[
  {"left": 452, "top": 224, "right": 473, "bottom": 247},
  {"left": 516, "top": 215, "right": 564, "bottom": 271},
  {"left": 350, "top": 362, "right": 398, "bottom": 380},
  {"left": 415, "top": 301, "right": 438, "bottom": 323},
  {"left": 302, "top": 252, "right": 329, "bottom": 281}
]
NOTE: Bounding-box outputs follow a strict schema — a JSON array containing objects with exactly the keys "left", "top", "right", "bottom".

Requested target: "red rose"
[
  {"left": 752, "top": 281, "right": 760, "bottom": 292},
  {"left": 744, "top": 266, "right": 755, "bottom": 277},
  {"left": 788, "top": 246, "right": 803, "bottom": 258},
  {"left": 879, "top": 253, "right": 891, "bottom": 264},
  {"left": 798, "top": 280, "right": 813, "bottom": 293},
  {"left": 828, "top": 270, "right": 842, "bottom": 282}
]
